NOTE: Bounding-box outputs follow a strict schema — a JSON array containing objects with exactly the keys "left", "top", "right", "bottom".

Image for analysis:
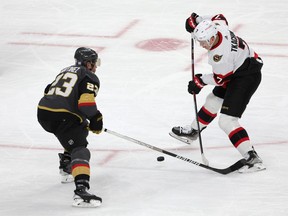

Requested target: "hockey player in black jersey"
[{"left": 37, "top": 47, "right": 103, "bottom": 207}]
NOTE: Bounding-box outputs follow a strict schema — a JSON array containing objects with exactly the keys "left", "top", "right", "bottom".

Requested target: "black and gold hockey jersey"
[{"left": 38, "top": 65, "right": 100, "bottom": 123}]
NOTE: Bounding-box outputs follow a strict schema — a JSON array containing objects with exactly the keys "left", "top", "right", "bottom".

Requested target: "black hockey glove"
[
  {"left": 188, "top": 74, "right": 206, "bottom": 94},
  {"left": 185, "top": 13, "right": 201, "bottom": 33},
  {"left": 89, "top": 111, "right": 103, "bottom": 134}
]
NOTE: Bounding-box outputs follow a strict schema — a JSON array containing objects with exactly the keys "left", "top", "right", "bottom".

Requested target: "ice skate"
[
  {"left": 72, "top": 186, "right": 102, "bottom": 208},
  {"left": 59, "top": 169, "right": 74, "bottom": 183},
  {"left": 59, "top": 153, "right": 74, "bottom": 183},
  {"left": 238, "top": 150, "right": 266, "bottom": 173},
  {"left": 169, "top": 125, "right": 205, "bottom": 144}
]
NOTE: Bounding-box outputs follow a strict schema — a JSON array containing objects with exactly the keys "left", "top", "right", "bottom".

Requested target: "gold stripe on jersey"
[
  {"left": 37, "top": 105, "right": 83, "bottom": 123},
  {"left": 78, "top": 93, "right": 96, "bottom": 107}
]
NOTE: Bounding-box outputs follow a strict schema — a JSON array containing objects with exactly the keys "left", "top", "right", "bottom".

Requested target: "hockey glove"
[
  {"left": 185, "top": 13, "right": 202, "bottom": 33},
  {"left": 188, "top": 74, "right": 206, "bottom": 94},
  {"left": 89, "top": 111, "right": 103, "bottom": 134}
]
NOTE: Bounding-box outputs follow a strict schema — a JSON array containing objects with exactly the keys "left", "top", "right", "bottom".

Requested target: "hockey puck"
[{"left": 157, "top": 156, "right": 165, "bottom": 162}]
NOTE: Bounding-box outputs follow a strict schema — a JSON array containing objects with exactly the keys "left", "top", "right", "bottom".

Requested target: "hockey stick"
[
  {"left": 191, "top": 35, "right": 209, "bottom": 166},
  {"left": 104, "top": 128, "right": 246, "bottom": 175}
]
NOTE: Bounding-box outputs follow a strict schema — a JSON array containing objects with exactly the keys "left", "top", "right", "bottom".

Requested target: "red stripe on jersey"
[
  {"left": 78, "top": 102, "right": 96, "bottom": 107},
  {"left": 213, "top": 71, "right": 233, "bottom": 86},
  {"left": 213, "top": 71, "right": 234, "bottom": 80}
]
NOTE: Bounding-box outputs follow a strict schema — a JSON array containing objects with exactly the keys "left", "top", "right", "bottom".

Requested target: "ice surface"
[{"left": 0, "top": 0, "right": 288, "bottom": 215}]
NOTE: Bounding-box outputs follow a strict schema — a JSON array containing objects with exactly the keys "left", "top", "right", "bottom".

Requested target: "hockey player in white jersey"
[{"left": 170, "top": 13, "right": 265, "bottom": 173}]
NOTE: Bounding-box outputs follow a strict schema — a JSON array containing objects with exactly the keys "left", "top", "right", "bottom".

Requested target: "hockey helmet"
[
  {"left": 74, "top": 47, "right": 101, "bottom": 67},
  {"left": 194, "top": 20, "right": 217, "bottom": 42}
]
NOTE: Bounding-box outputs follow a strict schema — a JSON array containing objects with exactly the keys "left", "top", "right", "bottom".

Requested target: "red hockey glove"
[
  {"left": 188, "top": 74, "right": 206, "bottom": 94},
  {"left": 89, "top": 111, "right": 103, "bottom": 134},
  {"left": 185, "top": 13, "right": 201, "bottom": 33}
]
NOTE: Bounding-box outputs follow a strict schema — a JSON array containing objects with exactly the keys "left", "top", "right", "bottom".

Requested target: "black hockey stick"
[
  {"left": 104, "top": 128, "right": 246, "bottom": 175},
  {"left": 191, "top": 35, "right": 209, "bottom": 165}
]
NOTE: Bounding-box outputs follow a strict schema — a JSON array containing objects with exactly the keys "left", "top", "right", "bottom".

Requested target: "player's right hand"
[{"left": 188, "top": 74, "right": 206, "bottom": 94}]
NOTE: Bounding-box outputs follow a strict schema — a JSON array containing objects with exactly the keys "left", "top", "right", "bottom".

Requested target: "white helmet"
[{"left": 194, "top": 20, "right": 217, "bottom": 42}]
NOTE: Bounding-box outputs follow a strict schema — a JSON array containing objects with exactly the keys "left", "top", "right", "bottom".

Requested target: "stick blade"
[{"left": 217, "top": 159, "right": 246, "bottom": 175}]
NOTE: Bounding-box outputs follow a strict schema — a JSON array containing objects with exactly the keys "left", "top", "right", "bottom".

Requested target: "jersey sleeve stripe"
[
  {"left": 78, "top": 102, "right": 96, "bottom": 107},
  {"left": 78, "top": 93, "right": 96, "bottom": 107}
]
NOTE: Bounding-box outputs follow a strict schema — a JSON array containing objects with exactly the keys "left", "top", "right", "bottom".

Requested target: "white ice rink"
[{"left": 1, "top": 0, "right": 288, "bottom": 215}]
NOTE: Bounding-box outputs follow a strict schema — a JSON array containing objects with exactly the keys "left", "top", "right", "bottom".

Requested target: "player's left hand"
[{"left": 185, "top": 13, "right": 201, "bottom": 33}]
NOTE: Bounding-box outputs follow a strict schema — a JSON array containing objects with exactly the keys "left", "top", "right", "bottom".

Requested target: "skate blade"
[
  {"left": 169, "top": 132, "right": 194, "bottom": 144},
  {"left": 238, "top": 163, "right": 266, "bottom": 173},
  {"left": 72, "top": 198, "right": 102, "bottom": 208}
]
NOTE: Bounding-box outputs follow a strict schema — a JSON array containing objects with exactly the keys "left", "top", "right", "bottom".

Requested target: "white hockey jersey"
[{"left": 200, "top": 15, "right": 258, "bottom": 86}]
